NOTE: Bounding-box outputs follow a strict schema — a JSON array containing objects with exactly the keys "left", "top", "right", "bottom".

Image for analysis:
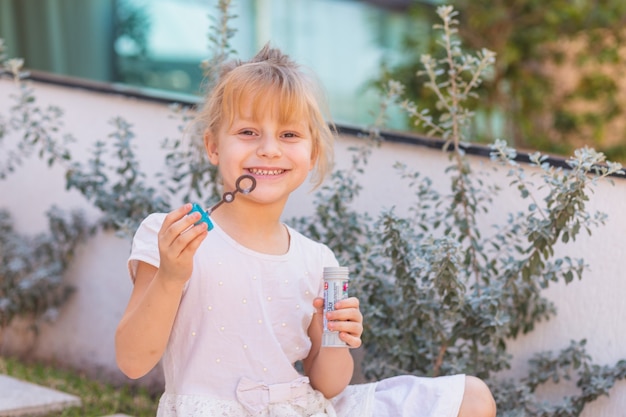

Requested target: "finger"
[
  {"left": 327, "top": 307, "right": 363, "bottom": 324},
  {"left": 162, "top": 205, "right": 204, "bottom": 245},
  {"left": 328, "top": 318, "right": 363, "bottom": 336},
  {"left": 178, "top": 222, "right": 209, "bottom": 256},
  {"left": 162, "top": 204, "right": 193, "bottom": 230},
  {"left": 160, "top": 221, "right": 208, "bottom": 264},
  {"left": 339, "top": 331, "right": 362, "bottom": 349},
  {"left": 312, "top": 297, "right": 324, "bottom": 313},
  {"left": 335, "top": 297, "right": 359, "bottom": 310}
]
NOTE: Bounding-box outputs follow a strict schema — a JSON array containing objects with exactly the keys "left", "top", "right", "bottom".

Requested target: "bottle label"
[{"left": 322, "top": 269, "right": 349, "bottom": 347}]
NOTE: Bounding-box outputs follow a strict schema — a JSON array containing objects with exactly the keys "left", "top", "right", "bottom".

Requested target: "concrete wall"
[{"left": 1, "top": 79, "right": 625, "bottom": 415}]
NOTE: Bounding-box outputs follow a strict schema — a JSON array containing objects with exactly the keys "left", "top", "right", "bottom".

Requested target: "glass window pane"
[{"left": 0, "top": 0, "right": 424, "bottom": 129}]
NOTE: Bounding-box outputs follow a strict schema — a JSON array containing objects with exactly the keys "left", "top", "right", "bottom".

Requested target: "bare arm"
[
  {"left": 115, "top": 204, "right": 208, "bottom": 379},
  {"left": 302, "top": 297, "right": 363, "bottom": 398}
]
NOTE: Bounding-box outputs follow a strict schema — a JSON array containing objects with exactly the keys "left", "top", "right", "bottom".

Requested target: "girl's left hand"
[{"left": 313, "top": 297, "right": 363, "bottom": 348}]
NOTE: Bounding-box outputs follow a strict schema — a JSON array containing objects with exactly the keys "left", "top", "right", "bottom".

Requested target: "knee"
[{"left": 458, "top": 376, "right": 496, "bottom": 417}]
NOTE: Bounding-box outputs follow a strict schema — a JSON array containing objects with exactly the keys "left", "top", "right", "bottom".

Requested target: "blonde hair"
[{"left": 195, "top": 44, "right": 335, "bottom": 188}]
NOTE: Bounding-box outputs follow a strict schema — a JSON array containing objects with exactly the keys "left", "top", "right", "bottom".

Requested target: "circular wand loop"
[{"left": 207, "top": 174, "right": 257, "bottom": 214}]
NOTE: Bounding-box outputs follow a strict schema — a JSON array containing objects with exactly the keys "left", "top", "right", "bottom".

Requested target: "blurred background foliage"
[
  {"left": 1, "top": 0, "right": 625, "bottom": 161},
  {"left": 381, "top": 0, "right": 626, "bottom": 162}
]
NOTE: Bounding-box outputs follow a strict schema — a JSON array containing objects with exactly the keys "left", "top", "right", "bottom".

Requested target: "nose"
[{"left": 257, "top": 134, "right": 282, "bottom": 158}]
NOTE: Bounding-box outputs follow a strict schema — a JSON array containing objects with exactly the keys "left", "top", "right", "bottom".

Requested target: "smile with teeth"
[{"left": 247, "top": 168, "right": 285, "bottom": 176}]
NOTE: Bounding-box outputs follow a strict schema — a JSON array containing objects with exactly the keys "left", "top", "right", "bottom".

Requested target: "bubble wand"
[{"left": 190, "top": 174, "right": 256, "bottom": 230}]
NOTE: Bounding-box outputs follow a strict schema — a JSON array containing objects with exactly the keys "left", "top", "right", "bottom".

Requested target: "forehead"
[
  {"left": 221, "top": 68, "right": 313, "bottom": 126},
  {"left": 235, "top": 91, "right": 305, "bottom": 124}
]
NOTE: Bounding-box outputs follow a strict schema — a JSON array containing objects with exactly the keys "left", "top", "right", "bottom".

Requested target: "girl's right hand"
[{"left": 157, "top": 204, "right": 209, "bottom": 284}]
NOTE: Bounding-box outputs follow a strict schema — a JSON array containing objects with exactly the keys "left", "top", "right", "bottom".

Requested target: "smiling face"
[
  {"left": 205, "top": 91, "right": 315, "bottom": 207},
  {"left": 198, "top": 45, "right": 336, "bottom": 191}
]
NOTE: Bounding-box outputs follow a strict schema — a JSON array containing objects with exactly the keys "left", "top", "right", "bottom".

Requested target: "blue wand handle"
[{"left": 190, "top": 203, "right": 214, "bottom": 231}]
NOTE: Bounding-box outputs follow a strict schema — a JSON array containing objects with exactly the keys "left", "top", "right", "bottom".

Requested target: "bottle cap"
[
  {"left": 322, "top": 331, "right": 347, "bottom": 347},
  {"left": 323, "top": 266, "right": 349, "bottom": 280}
]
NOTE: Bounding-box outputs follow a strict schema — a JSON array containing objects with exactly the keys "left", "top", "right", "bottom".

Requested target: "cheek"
[{"left": 208, "top": 140, "right": 237, "bottom": 166}]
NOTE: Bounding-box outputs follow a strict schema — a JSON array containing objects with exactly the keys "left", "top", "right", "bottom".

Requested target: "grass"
[{"left": 0, "top": 356, "right": 158, "bottom": 417}]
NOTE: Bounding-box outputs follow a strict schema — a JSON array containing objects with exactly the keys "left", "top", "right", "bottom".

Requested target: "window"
[{"left": 0, "top": 0, "right": 424, "bottom": 129}]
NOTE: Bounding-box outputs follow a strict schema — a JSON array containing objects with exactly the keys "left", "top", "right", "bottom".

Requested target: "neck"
[{"left": 210, "top": 202, "right": 290, "bottom": 255}]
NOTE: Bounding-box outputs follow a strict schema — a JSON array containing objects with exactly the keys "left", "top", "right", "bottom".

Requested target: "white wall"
[{"left": 1, "top": 79, "right": 625, "bottom": 415}]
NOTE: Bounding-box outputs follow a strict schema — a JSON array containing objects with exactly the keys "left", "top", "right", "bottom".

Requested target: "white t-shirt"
[{"left": 129, "top": 213, "right": 464, "bottom": 417}]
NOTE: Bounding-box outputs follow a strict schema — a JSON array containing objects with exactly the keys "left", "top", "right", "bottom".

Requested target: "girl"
[{"left": 115, "top": 44, "right": 496, "bottom": 417}]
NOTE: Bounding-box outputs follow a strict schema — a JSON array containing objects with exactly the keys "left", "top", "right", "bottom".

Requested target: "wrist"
[{"left": 154, "top": 271, "right": 188, "bottom": 294}]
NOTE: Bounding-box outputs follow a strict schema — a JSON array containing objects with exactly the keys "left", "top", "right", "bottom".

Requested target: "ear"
[{"left": 204, "top": 131, "right": 219, "bottom": 165}]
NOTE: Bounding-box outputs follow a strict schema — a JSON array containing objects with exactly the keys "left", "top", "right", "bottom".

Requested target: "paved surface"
[{"left": 0, "top": 374, "right": 81, "bottom": 417}]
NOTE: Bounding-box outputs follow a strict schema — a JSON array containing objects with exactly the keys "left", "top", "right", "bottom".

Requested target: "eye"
[
  {"left": 239, "top": 129, "right": 256, "bottom": 137},
  {"left": 281, "top": 131, "right": 302, "bottom": 140}
]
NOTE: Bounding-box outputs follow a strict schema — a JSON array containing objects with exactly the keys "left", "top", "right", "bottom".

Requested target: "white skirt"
[
  {"left": 156, "top": 374, "right": 465, "bottom": 417},
  {"left": 367, "top": 374, "right": 465, "bottom": 417}
]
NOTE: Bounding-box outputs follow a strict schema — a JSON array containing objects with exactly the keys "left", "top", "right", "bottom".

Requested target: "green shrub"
[
  {"left": 0, "top": 207, "right": 92, "bottom": 329},
  {"left": 291, "top": 6, "right": 625, "bottom": 416}
]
